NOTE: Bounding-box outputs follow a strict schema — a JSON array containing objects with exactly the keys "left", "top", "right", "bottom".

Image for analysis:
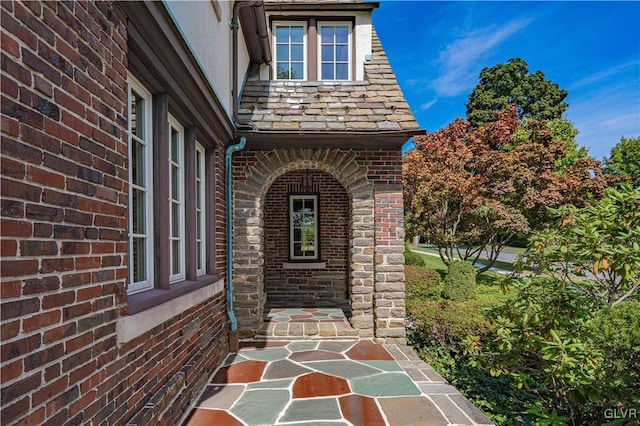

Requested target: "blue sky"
[{"left": 373, "top": 1, "right": 640, "bottom": 161}]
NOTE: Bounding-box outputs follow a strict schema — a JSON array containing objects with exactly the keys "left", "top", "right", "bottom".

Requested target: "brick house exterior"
[
  {"left": 232, "top": 1, "right": 421, "bottom": 339},
  {"left": 1, "top": 1, "right": 420, "bottom": 425}
]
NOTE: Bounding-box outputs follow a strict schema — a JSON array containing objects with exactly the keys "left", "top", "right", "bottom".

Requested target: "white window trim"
[
  {"left": 273, "top": 21, "right": 308, "bottom": 81},
  {"left": 127, "top": 75, "right": 154, "bottom": 295},
  {"left": 195, "top": 142, "right": 206, "bottom": 277},
  {"left": 289, "top": 194, "right": 319, "bottom": 260},
  {"left": 318, "top": 22, "right": 353, "bottom": 81},
  {"left": 168, "top": 115, "right": 186, "bottom": 283}
]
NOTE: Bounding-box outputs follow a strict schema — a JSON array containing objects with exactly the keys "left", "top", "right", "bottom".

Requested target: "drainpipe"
[
  {"left": 225, "top": 136, "right": 246, "bottom": 353},
  {"left": 227, "top": 0, "right": 254, "bottom": 354},
  {"left": 228, "top": 1, "right": 268, "bottom": 350}
]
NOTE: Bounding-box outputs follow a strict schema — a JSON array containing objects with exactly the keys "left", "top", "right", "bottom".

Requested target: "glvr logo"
[{"left": 604, "top": 408, "right": 637, "bottom": 419}]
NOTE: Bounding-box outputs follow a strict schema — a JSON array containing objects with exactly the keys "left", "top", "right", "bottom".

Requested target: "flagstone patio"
[{"left": 181, "top": 339, "right": 493, "bottom": 426}]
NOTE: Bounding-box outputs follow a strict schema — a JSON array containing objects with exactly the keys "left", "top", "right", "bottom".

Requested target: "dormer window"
[
  {"left": 319, "top": 23, "right": 351, "bottom": 80},
  {"left": 275, "top": 22, "right": 307, "bottom": 80},
  {"left": 273, "top": 20, "right": 352, "bottom": 81}
]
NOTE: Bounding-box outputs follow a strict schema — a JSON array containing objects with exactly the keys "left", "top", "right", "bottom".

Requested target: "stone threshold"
[{"left": 255, "top": 319, "right": 359, "bottom": 340}]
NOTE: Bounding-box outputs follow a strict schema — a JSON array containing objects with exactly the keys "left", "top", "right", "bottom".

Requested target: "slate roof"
[{"left": 237, "top": 29, "right": 420, "bottom": 134}]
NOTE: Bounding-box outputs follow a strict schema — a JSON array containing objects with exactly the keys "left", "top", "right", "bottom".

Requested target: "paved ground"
[
  {"left": 181, "top": 338, "right": 493, "bottom": 425},
  {"left": 256, "top": 300, "right": 358, "bottom": 340}
]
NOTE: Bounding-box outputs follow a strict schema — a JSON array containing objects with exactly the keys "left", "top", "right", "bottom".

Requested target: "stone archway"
[{"left": 232, "top": 149, "right": 376, "bottom": 338}]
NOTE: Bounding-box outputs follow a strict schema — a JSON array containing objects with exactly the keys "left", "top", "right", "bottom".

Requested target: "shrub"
[
  {"left": 473, "top": 277, "right": 604, "bottom": 424},
  {"left": 405, "top": 265, "right": 441, "bottom": 307},
  {"left": 588, "top": 301, "right": 640, "bottom": 415},
  {"left": 443, "top": 260, "right": 477, "bottom": 301},
  {"left": 404, "top": 243, "right": 425, "bottom": 266},
  {"left": 410, "top": 299, "right": 496, "bottom": 350}
]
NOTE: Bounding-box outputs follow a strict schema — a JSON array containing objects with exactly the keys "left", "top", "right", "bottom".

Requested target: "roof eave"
[
  {"left": 236, "top": 129, "right": 425, "bottom": 149},
  {"left": 265, "top": 2, "right": 379, "bottom": 13}
]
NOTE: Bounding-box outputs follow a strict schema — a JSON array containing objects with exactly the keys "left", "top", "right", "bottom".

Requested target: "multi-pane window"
[
  {"left": 127, "top": 76, "right": 214, "bottom": 298},
  {"left": 168, "top": 117, "right": 185, "bottom": 283},
  {"left": 289, "top": 195, "right": 318, "bottom": 260},
  {"left": 275, "top": 23, "right": 306, "bottom": 80},
  {"left": 195, "top": 143, "right": 206, "bottom": 276},
  {"left": 319, "top": 23, "right": 351, "bottom": 80},
  {"left": 127, "top": 77, "right": 154, "bottom": 294}
]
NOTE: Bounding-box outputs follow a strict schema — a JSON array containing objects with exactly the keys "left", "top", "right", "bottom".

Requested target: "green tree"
[
  {"left": 466, "top": 58, "right": 568, "bottom": 128},
  {"left": 603, "top": 136, "right": 640, "bottom": 182}
]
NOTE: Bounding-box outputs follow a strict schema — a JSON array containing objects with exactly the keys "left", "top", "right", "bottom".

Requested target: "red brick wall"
[
  {"left": 264, "top": 170, "right": 349, "bottom": 300},
  {"left": 356, "top": 149, "right": 402, "bottom": 184},
  {"left": 1, "top": 2, "right": 229, "bottom": 425}
]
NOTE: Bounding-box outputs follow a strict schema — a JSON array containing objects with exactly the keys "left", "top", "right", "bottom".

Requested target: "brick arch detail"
[{"left": 232, "top": 148, "right": 376, "bottom": 338}]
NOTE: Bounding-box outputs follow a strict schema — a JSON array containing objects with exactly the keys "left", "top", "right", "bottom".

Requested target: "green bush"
[
  {"left": 410, "top": 299, "right": 496, "bottom": 350},
  {"left": 473, "top": 277, "right": 604, "bottom": 424},
  {"left": 588, "top": 301, "right": 640, "bottom": 413},
  {"left": 443, "top": 260, "right": 477, "bottom": 301},
  {"left": 405, "top": 265, "right": 441, "bottom": 308},
  {"left": 404, "top": 243, "right": 425, "bottom": 266}
]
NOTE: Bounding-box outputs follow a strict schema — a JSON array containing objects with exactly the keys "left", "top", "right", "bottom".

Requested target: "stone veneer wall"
[
  {"left": 1, "top": 2, "right": 230, "bottom": 425},
  {"left": 232, "top": 148, "right": 405, "bottom": 340},
  {"left": 264, "top": 170, "right": 349, "bottom": 300}
]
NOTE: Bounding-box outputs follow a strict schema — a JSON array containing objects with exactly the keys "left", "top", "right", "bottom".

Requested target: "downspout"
[
  {"left": 225, "top": 136, "right": 246, "bottom": 353},
  {"left": 227, "top": 1, "right": 259, "bottom": 352}
]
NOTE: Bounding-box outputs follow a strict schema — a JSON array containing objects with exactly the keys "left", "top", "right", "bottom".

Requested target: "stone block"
[
  {"left": 352, "top": 315, "right": 373, "bottom": 329},
  {"left": 375, "top": 282, "right": 404, "bottom": 292},
  {"left": 376, "top": 327, "right": 406, "bottom": 338},
  {"left": 375, "top": 307, "right": 390, "bottom": 317},
  {"left": 391, "top": 308, "right": 406, "bottom": 317}
]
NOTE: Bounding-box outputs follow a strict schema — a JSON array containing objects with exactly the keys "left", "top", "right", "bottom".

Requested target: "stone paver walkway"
[{"left": 182, "top": 340, "right": 493, "bottom": 426}]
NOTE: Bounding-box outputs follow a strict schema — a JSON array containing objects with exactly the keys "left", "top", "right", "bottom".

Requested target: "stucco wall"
[{"left": 164, "top": 0, "right": 251, "bottom": 118}]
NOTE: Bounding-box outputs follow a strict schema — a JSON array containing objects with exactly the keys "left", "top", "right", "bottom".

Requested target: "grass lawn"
[{"left": 412, "top": 247, "right": 530, "bottom": 273}]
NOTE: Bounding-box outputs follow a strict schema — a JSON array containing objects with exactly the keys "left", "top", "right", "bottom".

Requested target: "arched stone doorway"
[
  {"left": 232, "top": 149, "right": 376, "bottom": 338},
  {"left": 264, "top": 169, "right": 350, "bottom": 301}
]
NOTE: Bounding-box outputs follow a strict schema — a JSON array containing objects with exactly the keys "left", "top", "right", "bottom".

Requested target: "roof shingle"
[{"left": 238, "top": 29, "right": 420, "bottom": 133}]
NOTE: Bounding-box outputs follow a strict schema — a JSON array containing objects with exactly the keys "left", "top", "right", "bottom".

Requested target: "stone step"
[{"left": 256, "top": 320, "right": 360, "bottom": 340}]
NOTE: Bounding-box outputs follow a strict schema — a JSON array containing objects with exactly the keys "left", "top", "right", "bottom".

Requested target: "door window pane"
[{"left": 290, "top": 195, "right": 318, "bottom": 260}]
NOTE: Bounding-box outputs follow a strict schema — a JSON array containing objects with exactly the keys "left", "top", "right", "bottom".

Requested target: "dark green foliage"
[
  {"left": 406, "top": 298, "right": 524, "bottom": 425},
  {"left": 405, "top": 228, "right": 640, "bottom": 424},
  {"left": 443, "top": 260, "right": 477, "bottom": 301},
  {"left": 405, "top": 265, "right": 442, "bottom": 307},
  {"left": 466, "top": 57, "right": 568, "bottom": 128},
  {"left": 472, "top": 278, "right": 604, "bottom": 424},
  {"left": 588, "top": 301, "right": 640, "bottom": 413},
  {"left": 409, "top": 300, "right": 495, "bottom": 349},
  {"left": 522, "top": 183, "right": 640, "bottom": 305},
  {"left": 404, "top": 243, "right": 425, "bottom": 266}
]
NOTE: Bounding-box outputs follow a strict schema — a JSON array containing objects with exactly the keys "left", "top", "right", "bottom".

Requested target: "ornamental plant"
[{"left": 521, "top": 183, "right": 640, "bottom": 305}]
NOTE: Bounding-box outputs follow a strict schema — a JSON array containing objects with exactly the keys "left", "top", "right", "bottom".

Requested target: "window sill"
[
  {"left": 283, "top": 262, "right": 326, "bottom": 269},
  {"left": 117, "top": 275, "right": 224, "bottom": 343}
]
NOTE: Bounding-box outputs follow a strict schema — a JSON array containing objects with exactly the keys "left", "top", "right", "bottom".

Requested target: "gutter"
[{"left": 232, "top": 1, "right": 267, "bottom": 130}]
